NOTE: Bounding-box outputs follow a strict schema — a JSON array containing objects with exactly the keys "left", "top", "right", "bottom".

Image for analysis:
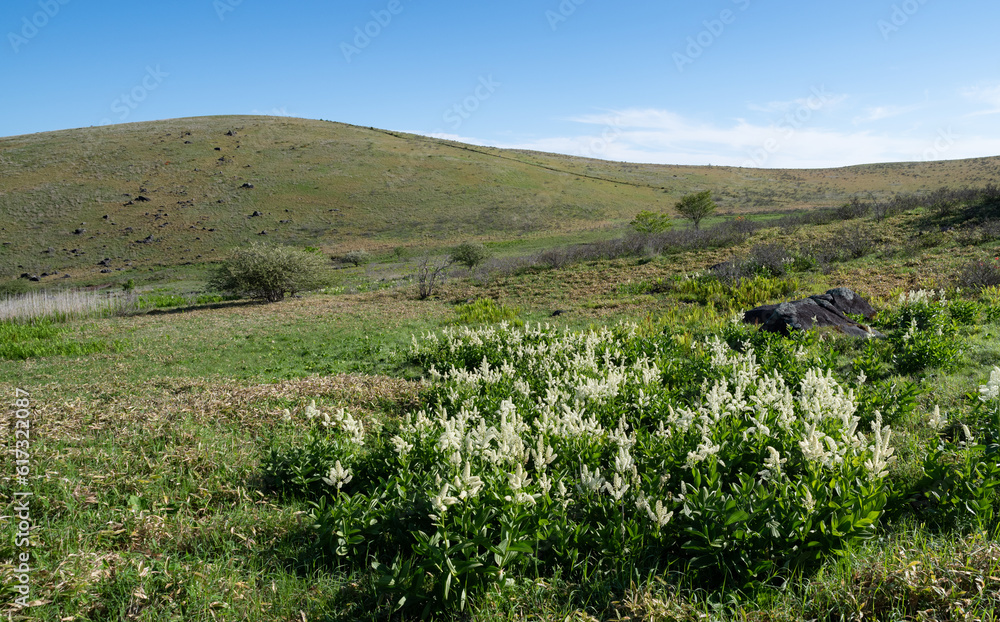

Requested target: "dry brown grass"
[{"left": 0, "top": 373, "right": 423, "bottom": 441}]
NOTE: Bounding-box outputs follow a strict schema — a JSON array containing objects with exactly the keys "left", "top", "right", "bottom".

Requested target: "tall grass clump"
[
  {"left": 0, "top": 319, "right": 121, "bottom": 360},
  {"left": 0, "top": 288, "right": 138, "bottom": 323},
  {"left": 454, "top": 298, "right": 521, "bottom": 325}
]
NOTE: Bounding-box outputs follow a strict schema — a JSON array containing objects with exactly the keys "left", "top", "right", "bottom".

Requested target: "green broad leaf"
[{"left": 725, "top": 509, "right": 750, "bottom": 526}]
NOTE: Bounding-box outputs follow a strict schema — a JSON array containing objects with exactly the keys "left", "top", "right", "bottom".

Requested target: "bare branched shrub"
[
  {"left": 415, "top": 255, "right": 452, "bottom": 299},
  {"left": 955, "top": 258, "right": 1000, "bottom": 291}
]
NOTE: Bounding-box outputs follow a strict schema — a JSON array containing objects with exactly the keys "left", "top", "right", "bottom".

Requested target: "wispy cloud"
[
  {"left": 852, "top": 103, "right": 922, "bottom": 124},
  {"left": 417, "top": 107, "right": 1000, "bottom": 169},
  {"left": 962, "top": 84, "right": 1000, "bottom": 117},
  {"left": 747, "top": 92, "right": 848, "bottom": 114}
]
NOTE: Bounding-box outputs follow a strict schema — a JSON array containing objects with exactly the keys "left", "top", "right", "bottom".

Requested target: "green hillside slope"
[{"left": 1, "top": 115, "right": 998, "bottom": 281}]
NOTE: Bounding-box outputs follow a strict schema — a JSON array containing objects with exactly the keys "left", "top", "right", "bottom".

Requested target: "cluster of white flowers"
[
  {"left": 979, "top": 366, "right": 1000, "bottom": 402},
  {"left": 323, "top": 460, "right": 353, "bottom": 490},
  {"left": 286, "top": 400, "right": 366, "bottom": 445},
  {"left": 898, "top": 289, "right": 947, "bottom": 305},
  {"left": 863, "top": 411, "right": 896, "bottom": 479},
  {"left": 404, "top": 322, "right": 904, "bottom": 529}
]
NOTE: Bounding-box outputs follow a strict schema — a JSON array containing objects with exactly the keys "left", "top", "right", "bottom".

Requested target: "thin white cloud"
[
  {"left": 853, "top": 104, "right": 922, "bottom": 124},
  {"left": 420, "top": 107, "right": 1000, "bottom": 169},
  {"left": 747, "top": 92, "right": 849, "bottom": 114},
  {"left": 250, "top": 107, "right": 292, "bottom": 116},
  {"left": 962, "top": 84, "right": 1000, "bottom": 117}
]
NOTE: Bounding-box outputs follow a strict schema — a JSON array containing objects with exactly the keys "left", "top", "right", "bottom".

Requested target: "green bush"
[
  {"left": 450, "top": 242, "right": 491, "bottom": 270},
  {"left": 630, "top": 210, "right": 674, "bottom": 234},
  {"left": 207, "top": 242, "right": 332, "bottom": 303},
  {"left": 877, "top": 291, "right": 961, "bottom": 374},
  {"left": 342, "top": 250, "right": 371, "bottom": 267},
  {"left": 0, "top": 279, "right": 31, "bottom": 298}
]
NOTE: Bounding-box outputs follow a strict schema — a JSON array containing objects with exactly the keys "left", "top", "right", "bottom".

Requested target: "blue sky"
[{"left": 3, "top": 0, "right": 1000, "bottom": 168}]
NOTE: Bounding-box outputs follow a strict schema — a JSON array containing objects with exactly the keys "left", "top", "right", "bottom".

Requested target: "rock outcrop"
[{"left": 743, "top": 287, "right": 883, "bottom": 338}]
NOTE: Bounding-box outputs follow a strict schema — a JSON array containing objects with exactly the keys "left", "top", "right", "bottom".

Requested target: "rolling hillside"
[{"left": 2, "top": 115, "right": 999, "bottom": 282}]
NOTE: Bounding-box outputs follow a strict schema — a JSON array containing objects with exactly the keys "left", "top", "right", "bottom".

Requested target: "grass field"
[{"left": 3, "top": 122, "right": 1000, "bottom": 620}]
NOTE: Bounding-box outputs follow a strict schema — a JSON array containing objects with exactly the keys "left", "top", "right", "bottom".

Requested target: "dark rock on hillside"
[
  {"left": 744, "top": 287, "right": 883, "bottom": 338},
  {"left": 241, "top": 183, "right": 254, "bottom": 189},
  {"left": 136, "top": 195, "right": 151, "bottom": 202}
]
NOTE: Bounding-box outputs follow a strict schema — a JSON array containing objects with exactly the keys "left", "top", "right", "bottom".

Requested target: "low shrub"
[
  {"left": 450, "top": 242, "right": 491, "bottom": 270},
  {"left": 208, "top": 242, "right": 332, "bottom": 302},
  {"left": 955, "top": 257, "right": 1000, "bottom": 291},
  {"left": 878, "top": 290, "right": 961, "bottom": 375},
  {"left": 342, "top": 250, "right": 371, "bottom": 267}
]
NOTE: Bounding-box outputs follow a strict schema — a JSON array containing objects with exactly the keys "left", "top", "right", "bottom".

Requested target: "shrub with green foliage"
[
  {"left": 342, "top": 249, "right": 371, "bottom": 267},
  {"left": 0, "top": 279, "right": 31, "bottom": 299},
  {"left": 675, "top": 190, "right": 717, "bottom": 230},
  {"left": 630, "top": 210, "right": 674, "bottom": 234},
  {"left": 876, "top": 290, "right": 961, "bottom": 375},
  {"left": 450, "top": 242, "right": 491, "bottom": 270},
  {"left": 207, "top": 242, "right": 332, "bottom": 303}
]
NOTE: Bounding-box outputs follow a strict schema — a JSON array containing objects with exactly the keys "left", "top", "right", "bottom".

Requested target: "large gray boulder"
[{"left": 743, "top": 287, "right": 883, "bottom": 338}]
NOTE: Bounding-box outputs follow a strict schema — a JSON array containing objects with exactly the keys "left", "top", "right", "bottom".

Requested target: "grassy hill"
[{"left": 2, "top": 115, "right": 1000, "bottom": 284}]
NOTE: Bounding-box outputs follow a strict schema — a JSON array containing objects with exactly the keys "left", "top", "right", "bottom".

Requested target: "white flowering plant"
[
  {"left": 900, "top": 369, "right": 1000, "bottom": 531},
  {"left": 875, "top": 290, "right": 961, "bottom": 374},
  {"left": 259, "top": 307, "right": 1000, "bottom": 616},
  {"left": 270, "top": 320, "right": 919, "bottom": 615}
]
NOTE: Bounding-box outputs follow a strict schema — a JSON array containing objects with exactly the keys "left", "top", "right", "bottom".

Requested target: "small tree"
[
  {"left": 207, "top": 242, "right": 331, "bottom": 303},
  {"left": 342, "top": 249, "right": 371, "bottom": 267},
  {"left": 415, "top": 255, "right": 452, "bottom": 300},
  {"left": 449, "top": 242, "right": 490, "bottom": 269},
  {"left": 630, "top": 210, "right": 674, "bottom": 234},
  {"left": 675, "top": 190, "right": 717, "bottom": 230}
]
